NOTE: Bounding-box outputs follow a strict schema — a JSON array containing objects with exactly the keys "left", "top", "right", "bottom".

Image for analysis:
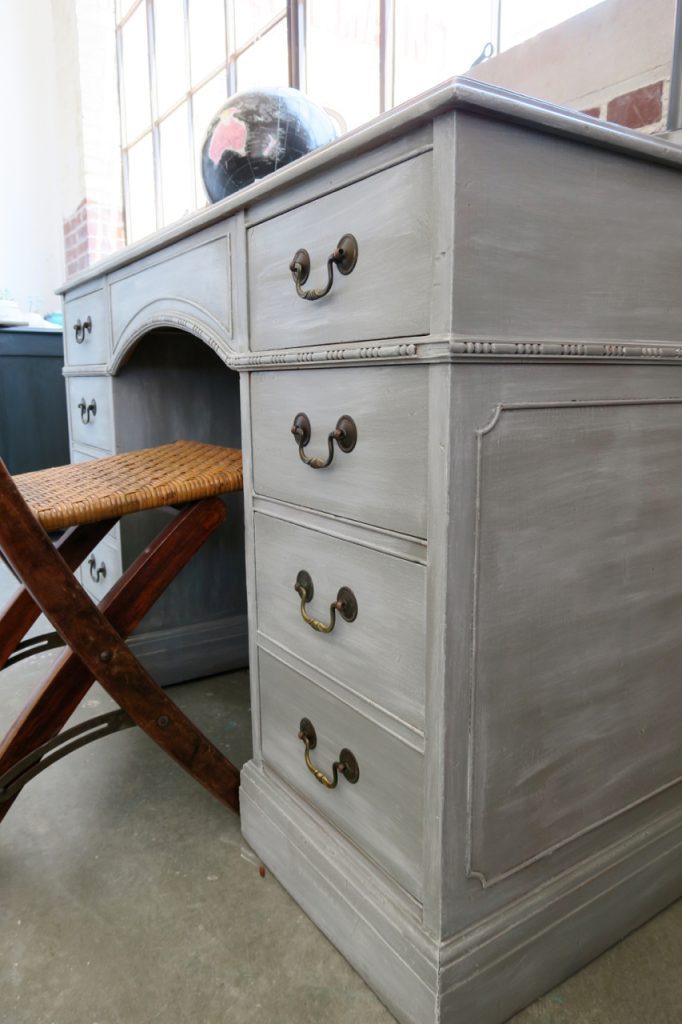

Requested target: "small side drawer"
[
  {"left": 81, "top": 536, "right": 122, "bottom": 604},
  {"left": 67, "top": 376, "right": 114, "bottom": 452},
  {"left": 64, "top": 287, "right": 108, "bottom": 366},
  {"left": 254, "top": 513, "right": 426, "bottom": 730},
  {"left": 250, "top": 365, "right": 428, "bottom": 538},
  {"left": 258, "top": 648, "right": 424, "bottom": 899},
  {"left": 248, "top": 152, "right": 432, "bottom": 350}
]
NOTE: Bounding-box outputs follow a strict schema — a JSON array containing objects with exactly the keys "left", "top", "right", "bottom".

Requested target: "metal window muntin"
[{"left": 116, "top": 1, "right": 290, "bottom": 242}]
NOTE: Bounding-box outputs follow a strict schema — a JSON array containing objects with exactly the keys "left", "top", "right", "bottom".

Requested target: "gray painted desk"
[{"left": 58, "top": 77, "right": 682, "bottom": 1024}]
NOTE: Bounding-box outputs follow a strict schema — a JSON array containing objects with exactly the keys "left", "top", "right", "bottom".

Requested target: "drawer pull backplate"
[
  {"left": 291, "top": 412, "right": 357, "bottom": 469},
  {"left": 289, "top": 233, "right": 358, "bottom": 301},
  {"left": 294, "top": 570, "right": 357, "bottom": 634},
  {"left": 73, "top": 316, "right": 92, "bottom": 343},
  {"left": 298, "top": 717, "right": 359, "bottom": 788}
]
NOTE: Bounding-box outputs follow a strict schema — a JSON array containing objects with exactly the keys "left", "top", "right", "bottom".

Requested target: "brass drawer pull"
[
  {"left": 289, "top": 233, "right": 358, "bottom": 301},
  {"left": 87, "top": 556, "right": 107, "bottom": 583},
  {"left": 295, "top": 570, "right": 357, "bottom": 634},
  {"left": 78, "top": 398, "right": 97, "bottom": 424},
  {"left": 291, "top": 412, "right": 357, "bottom": 469},
  {"left": 298, "top": 718, "right": 359, "bottom": 788},
  {"left": 73, "top": 316, "right": 92, "bottom": 343}
]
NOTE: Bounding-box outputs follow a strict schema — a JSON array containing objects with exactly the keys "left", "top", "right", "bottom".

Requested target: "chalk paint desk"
[{"left": 58, "top": 77, "right": 682, "bottom": 1024}]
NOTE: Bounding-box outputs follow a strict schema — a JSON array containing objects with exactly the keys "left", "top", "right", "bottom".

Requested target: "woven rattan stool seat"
[{"left": 14, "top": 441, "right": 243, "bottom": 531}]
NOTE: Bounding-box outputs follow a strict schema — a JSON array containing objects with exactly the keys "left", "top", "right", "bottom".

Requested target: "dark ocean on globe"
[{"left": 201, "top": 86, "right": 338, "bottom": 202}]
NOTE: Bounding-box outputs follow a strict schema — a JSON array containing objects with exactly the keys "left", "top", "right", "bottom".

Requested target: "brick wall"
[
  {"left": 54, "top": 0, "right": 125, "bottom": 280},
  {"left": 63, "top": 199, "right": 126, "bottom": 278}
]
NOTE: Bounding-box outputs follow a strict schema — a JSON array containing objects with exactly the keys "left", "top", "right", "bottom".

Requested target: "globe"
[{"left": 201, "top": 86, "right": 338, "bottom": 203}]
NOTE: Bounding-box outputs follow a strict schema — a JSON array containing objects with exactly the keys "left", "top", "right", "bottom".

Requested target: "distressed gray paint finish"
[
  {"left": 250, "top": 365, "right": 429, "bottom": 537},
  {"left": 248, "top": 153, "right": 432, "bottom": 349},
  {"left": 453, "top": 112, "right": 682, "bottom": 343},
  {"left": 109, "top": 229, "right": 232, "bottom": 349},
  {"left": 469, "top": 401, "right": 682, "bottom": 884},
  {"left": 112, "top": 331, "right": 247, "bottom": 668},
  {"left": 257, "top": 647, "right": 424, "bottom": 899},
  {"left": 63, "top": 286, "right": 109, "bottom": 366},
  {"left": 254, "top": 511, "right": 426, "bottom": 731},
  {"left": 59, "top": 76, "right": 682, "bottom": 1024},
  {"left": 66, "top": 375, "right": 114, "bottom": 451}
]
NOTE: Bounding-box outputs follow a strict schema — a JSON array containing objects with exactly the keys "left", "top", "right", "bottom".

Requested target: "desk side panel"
[{"left": 451, "top": 110, "right": 682, "bottom": 344}]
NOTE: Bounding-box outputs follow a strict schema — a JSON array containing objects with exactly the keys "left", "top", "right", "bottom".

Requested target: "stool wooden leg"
[
  {"left": 0, "top": 464, "right": 240, "bottom": 816},
  {"left": 0, "top": 520, "right": 118, "bottom": 671},
  {"left": 0, "top": 499, "right": 234, "bottom": 821}
]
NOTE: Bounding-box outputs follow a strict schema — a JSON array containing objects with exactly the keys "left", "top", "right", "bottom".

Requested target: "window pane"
[
  {"left": 127, "top": 133, "right": 157, "bottom": 241},
  {"left": 121, "top": 3, "right": 152, "bottom": 143},
  {"left": 306, "top": 0, "right": 380, "bottom": 131},
  {"left": 234, "top": 1, "right": 284, "bottom": 50},
  {"left": 235, "top": 18, "right": 288, "bottom": 93},
  {"left": 154, "top": 0, "right": 189, "bottom": 115},
  {"left": 160, "top": 103, "right": 193, "bottom": 225},
  {"left": 500, "top": 0, "right": 600, "bottom": 51},
  {"left": 394, "top": 0, "right": 495, "bottom": 106},
  {"left": 188, "top": 0, "right": 226, "bottom": 86},
  {"left": 192, "top": 71, "right": 229, "bottom": 205}
]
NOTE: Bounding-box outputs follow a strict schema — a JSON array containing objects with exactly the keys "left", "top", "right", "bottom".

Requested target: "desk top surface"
[{"left": 58, "top": 75, "right": 682, "bottom": 296}]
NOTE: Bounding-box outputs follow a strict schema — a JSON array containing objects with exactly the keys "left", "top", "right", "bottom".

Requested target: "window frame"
[
  {"left": 116, "top": 0, "right": 290, "bottom": 241},
  {"left": 116, "top": 0, "right": 602, "bottom": 242}
]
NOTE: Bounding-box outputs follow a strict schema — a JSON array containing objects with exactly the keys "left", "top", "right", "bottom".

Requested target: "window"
[
  {"left": 116, "top": 0, "right": 603, "bottom": 243},
  {"left": 497, "top": 0, "right": 603, "bottom": 52},
  {"left": 116, "top": 0, "right": 287, "bottom": 242}
]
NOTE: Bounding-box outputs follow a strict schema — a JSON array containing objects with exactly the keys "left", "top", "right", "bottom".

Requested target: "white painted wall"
[{"left": 0, "top": 0, "right": 65, "bottom": 313}]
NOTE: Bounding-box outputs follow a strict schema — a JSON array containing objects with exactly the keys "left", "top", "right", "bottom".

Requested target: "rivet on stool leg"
[{"left": 99, "top": 650, "right": 112, "bottom": 663}]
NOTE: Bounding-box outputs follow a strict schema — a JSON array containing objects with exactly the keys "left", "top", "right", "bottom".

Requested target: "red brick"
[
  {"left": 581, "top": 106, "right": 600, "bottom": 118},
  {"left": 63, "top": 196, "right": 125, "bottom": 274},
  {"left": 607, "top": 81, "right": 663, "bottom": 129}
]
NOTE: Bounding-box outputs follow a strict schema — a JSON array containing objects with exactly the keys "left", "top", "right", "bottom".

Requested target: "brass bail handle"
[
  {"left": 289, "top": 233, "right": 358, "bottom": 301},
  {"left": 298, "top": 718, "right": 360, "bottom": 789},
  {"left": 291, "top": 412, "right": 357, "bottom": 469},
  {"left": 73, "top": 316, "right": 92, "bottom": 343},
  {"left": 88, "top": 556, "right": 107, "bottom": 583},
  {"left": 294, "top": 570, "right": 357, "bottom": 634},
  {"left": 78, "top": 398, "right": 97, "bottom": 424}
]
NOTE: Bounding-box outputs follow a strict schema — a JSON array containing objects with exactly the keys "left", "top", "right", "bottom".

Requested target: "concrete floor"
[{"left": 0, "top": 570, "right": 680, "bottom": 1023}]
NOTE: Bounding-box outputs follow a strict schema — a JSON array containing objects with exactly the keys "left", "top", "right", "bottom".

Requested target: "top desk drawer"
[
  {"left": 64, "top": 287, "right": 108, "bottom": 366},
  {"left": 247, "top": 153, "right": 432, "bottom": 351}
]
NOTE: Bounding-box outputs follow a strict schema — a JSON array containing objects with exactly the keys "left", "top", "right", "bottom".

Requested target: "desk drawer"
[
  {"left": 255, "top": 513, "right": 425, "bottom": 730},
  {"left": 250, "top": 365, "right": 428, "bottom": 538},
  {"left": 259, "top": 648, "right": 424, "bottom": 899},
  {"left": 67, "top": 376, "right": 114, "bottom": 452},
  {"left": 248, "top": 153, "right": 432, "bottom": 350},
  {"left": 64, "top": 287, "right": 108, "bottom": 366}
]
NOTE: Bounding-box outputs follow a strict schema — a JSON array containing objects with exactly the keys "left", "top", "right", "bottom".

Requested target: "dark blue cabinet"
[{"left": 0, "top": 327, "right": 69, "bottom": 474}]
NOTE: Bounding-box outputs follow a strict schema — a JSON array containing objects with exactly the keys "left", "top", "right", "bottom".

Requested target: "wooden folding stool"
[{"left": 0, "top": 440, "right": 243, "bottom": 822}]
